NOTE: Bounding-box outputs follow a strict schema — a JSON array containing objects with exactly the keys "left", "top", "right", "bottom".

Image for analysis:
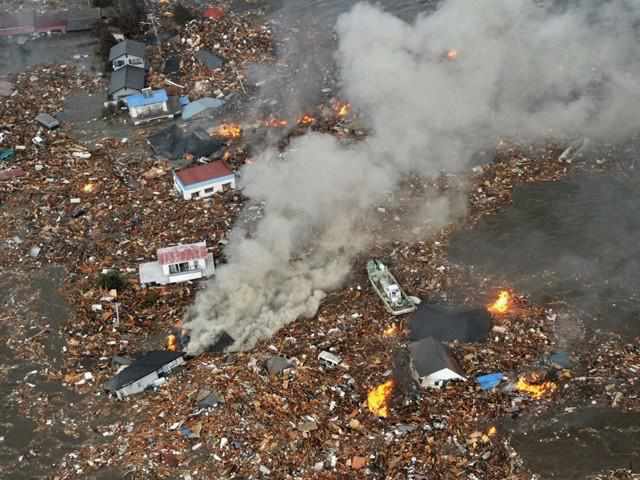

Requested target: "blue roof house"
[{"left": 125, "top": 88, "right": 175, "bottom": 125}]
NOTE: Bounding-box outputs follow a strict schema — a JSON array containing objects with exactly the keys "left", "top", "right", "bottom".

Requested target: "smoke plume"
[{"left": 185, "top": 0, "right": 640, "bottom": 353}]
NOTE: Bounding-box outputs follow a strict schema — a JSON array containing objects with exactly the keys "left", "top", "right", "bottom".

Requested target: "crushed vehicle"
[{"left": 367, "top": 259, "right": 417, "bottom": 315}]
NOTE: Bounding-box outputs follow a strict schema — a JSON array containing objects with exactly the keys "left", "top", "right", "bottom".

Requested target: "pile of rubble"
[{"left": 146, "top": 8, "right": 274, "bottom": 100}]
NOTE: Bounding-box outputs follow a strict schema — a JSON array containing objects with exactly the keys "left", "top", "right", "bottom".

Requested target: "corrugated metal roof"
[
  {"left": 126, "top": 89, "right": 168, "bottom": 108},
  {"left": 182, "top": 97, "right": 224, "bottom": 120},
  {"left": 175, "top": 160, "right": 233, "bottom": 186},
  {"left": 157, "top": 241, "right": 208, "bottom": 266}
]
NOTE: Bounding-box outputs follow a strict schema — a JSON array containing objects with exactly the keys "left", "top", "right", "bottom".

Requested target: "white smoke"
[{"left": 185, "top": 0, "right": 640, "bottom": 353}]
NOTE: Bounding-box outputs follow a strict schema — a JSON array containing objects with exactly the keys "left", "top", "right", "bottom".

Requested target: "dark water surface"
[{"left": 449, "top": 168, "right": 640, "bottom": 337}]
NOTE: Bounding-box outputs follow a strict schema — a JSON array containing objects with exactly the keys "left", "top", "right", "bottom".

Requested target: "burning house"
[
  {"left": 104, "top": 351, "right": 185, "bottom": 400},
  {"left": 138, "top": 241, "right": 215, "bottom": 287},
  {"left": 407, "top": 337, "right": 466, "bottom": 389}
]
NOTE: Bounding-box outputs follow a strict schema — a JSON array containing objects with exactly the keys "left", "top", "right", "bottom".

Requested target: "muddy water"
[
  {"left": 0, "top": 32, "right": 101, "bottom": 75},
  {"left": 0, "top": 268, "right": 90, "bottom": 479},
  {"left": 449, "top": 165, "right": 640, "bottom": 337},
  {"left": 510, "top": 408, "right": 640, "bottom": 478}
]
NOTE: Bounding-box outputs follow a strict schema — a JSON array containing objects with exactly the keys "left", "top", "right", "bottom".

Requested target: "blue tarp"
[
  {"left": 179, "top": 96, "right": 190, "bottom": 107},
  {"left": 476, "top": 373, "right": 504, "bottom": 390},
  {"left": 182, "top": 97, "right": 225, "bottom": 120},
  {"left": 126, "top": 89, "right": 168, "bottom": 108}
]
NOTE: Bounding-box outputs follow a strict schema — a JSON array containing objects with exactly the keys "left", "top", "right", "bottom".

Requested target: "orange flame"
[
  {"left": 166, "top": 334, "right": 178, "bottom": 352},
  {"left": 487, "top": 426, "right": 497, "bottom": 437},
  {"left": 488, "top": 290, "right": 511, "bottom": 314},
  {"left": 261, "top": 117, "right": 288, "bottom": 128},
  {"left": 383, "top": 324, "right": 399, "bottom": 337},
  {"left": 214, "top": 123, "right": 242, "bottom": 139},
  {"left": 515, "top": 377, "right": 557, "bottom": 399},
  {"left": 82, "top": 183, "right": 96, "bottom": 193},
  {"left": 367, "top": 379, "right": 395, "bottom": 417},
  {"left": 334, "top": 101, "right": 351, "bottom": 118},
  {"left": 447, "top": 49, "right": 458, "bottom": 60},
  {"left": 297, "top": 114, "right": 315, "bottom": 126}
]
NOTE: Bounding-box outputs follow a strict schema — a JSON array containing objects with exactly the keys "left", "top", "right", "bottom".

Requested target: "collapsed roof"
[
  {"left": 147, "top": 124, "right": 225, "bottom": 161},
  {"left": 104, "top": 350, "right": 185, "bottom": 392},
  {"left": 408, "top": 303, "right": 491, "bottom": 343}
]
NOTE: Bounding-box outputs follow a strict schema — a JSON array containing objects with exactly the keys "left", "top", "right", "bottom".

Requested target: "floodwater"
[
  {"left": 0, "top": 267, "right": 87, "bottom": 479},
  {"left": 449, "top": 159, "right": 640, "bottom": 338},
  {"left": 0, "top": 32, "right": 101, "bottom": 75},
  {"left": 510, "top": 408, "right": 640, "bottom": 479}
]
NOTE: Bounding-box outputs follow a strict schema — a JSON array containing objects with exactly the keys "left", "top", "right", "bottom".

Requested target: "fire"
[
  {"left": 213, "top": 123, "right": 242, "bottom": 139},
  {"left": 446, "top": 49, "right": 458, "bottom": 60},
  {"left": 515, "top": 377, "right": 557, "bottom": 399},
  {"left": 488, "top": 290, "right": 511, "bottom": 314},
  {"left": 297, "top": 114, "right": 315, "bottom": 126},
  {"left": 383, "top": 324, "right": 399, "bottom": 337},
  {"left": 82, "top": 183, "right": 96, "bottom": 193},
  {"left": 261, "top": 117, "right": 288, "bottom": 128},
  {"left": 334, "top": 101, "right": 351, "bottom": 118},
  {"left": 166, "top": 334, "right": 178, "bottom": 352},
  {"left": 367, "top": 379, "right": 395, "bottom": 417},
  {"left": 487, "top": 426, "right": 497, "bottom": 437}
]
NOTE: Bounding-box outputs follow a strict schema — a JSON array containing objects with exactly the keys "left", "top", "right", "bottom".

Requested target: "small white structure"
[
  {"left": 408, "top": 337, "right": 466, "bottom": 389},
  {"left": 109, "top": 39, "right": 146, "bottom": 71},
  {"left": 139, "top": 241, "right": 215, "bottom": 287},
  {"left": 125, "top": 88, "right": 173, "bottom": 125},
  {"left": 104, "top": 351, "right": 185, "bottom": 400},
  {"left": 174, "top": 160, "right": 235, "bottom": 200}
]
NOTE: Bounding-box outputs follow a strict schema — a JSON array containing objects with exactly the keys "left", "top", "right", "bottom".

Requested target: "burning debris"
[
  {"left": 367, "top": 379, "right": 395, "bottom": 417},
  {"left": 488, "top": 290, "right": 511, "bottom": 315},
  {"left": 446, "top": 49, "right": 459, "bottom": 61},
  {"left": 82, "top": 183, "right": 96, "bottom": 193},
  {"left": 332, "top": 100, "right": 351, "bottom": 118},
  {"left": 213, "top": 123, "right": 242, "bottom": 139},
  {"left": 515, "top": 372, "right": 557, "bottom": 399},
  {"left": 166, "top": 334, "right": 178, "bottom": 352}
]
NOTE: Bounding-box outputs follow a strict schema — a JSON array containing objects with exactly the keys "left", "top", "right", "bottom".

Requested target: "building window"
[
  {"left": 169, "top": 262, "right": 191, "bottom": 274},
  {"left": 115, "top": 60, "right": 125, "bottom": 67},
  {"left": 204, "top": 187, "right": 214, "bottom": 194},
  {"left": 130, "top": 57, "right": 142, "bottom": 65}
]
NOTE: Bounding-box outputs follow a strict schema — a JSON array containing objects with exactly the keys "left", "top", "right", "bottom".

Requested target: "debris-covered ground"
[{"left": 1, "top": 1, "right": 639, "bottom": 479}]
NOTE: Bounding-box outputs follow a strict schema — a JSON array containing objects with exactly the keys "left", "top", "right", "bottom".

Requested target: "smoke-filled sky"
[{"left": 184, "top": 0, "right": 640, "bottom": 354}]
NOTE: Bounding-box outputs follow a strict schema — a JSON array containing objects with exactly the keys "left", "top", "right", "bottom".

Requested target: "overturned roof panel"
[
  {"left": 109, "top": 39, "right": 146, "bottom": 61},
  {"left": 408, "top": 303, "right": 491, "bottom": 343},
  {"left": 195, "top": 49, "right": 224, "bottom": 69},
  {"left": 182, "top": 97, "right": 225, "bottom": 120}
]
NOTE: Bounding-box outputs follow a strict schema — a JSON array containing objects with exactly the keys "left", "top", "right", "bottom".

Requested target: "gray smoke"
[{"left": 185, "top": 0, "right": 640, "bottom": 354}]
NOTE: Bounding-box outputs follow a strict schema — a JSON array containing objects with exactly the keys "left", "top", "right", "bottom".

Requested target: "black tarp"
[
  {"left": 147, "top": 124, "right": 225, "bottom": 160},
  {"left": 408, "top": 303, "right": 491, "bottom": 343}
]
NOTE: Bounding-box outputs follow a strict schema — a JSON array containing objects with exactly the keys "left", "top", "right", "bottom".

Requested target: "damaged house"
[
  {"left": 109, "top": 39, "right": 146, "bottom": 71},
  {"left": 104, "top": 350, "right": 185, "bottom": 400},
  {"left": 125, "top": 88, "right": 176, "bottom": 125},
  {"left": 108, "top": 66, "right": 146, "bottom": 101},
  {"left": 139, "top": 241, "right": 215, "bottom": 287},
  {"left": 408, "top": 337, "right": 466, "bottom": 388},
  {"left": 174, "top": 160, "right": 235, "bottom": 200}
]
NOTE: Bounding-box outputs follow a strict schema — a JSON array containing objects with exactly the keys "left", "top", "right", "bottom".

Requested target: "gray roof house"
[
  {"left": 195, "top": 49, "right": 224, "bottom": 70},
  {"left": 104, "top": 350, "right": 185, "bottom": 399},
  {"left": 108, "top": 66, "right": 146, "bottom": 100},
  {"left": 408, "top": 337, "right": 466, "bottom": 389},
  {"left": 109, "top": 39, "right": 146, "bottom": 71}
]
